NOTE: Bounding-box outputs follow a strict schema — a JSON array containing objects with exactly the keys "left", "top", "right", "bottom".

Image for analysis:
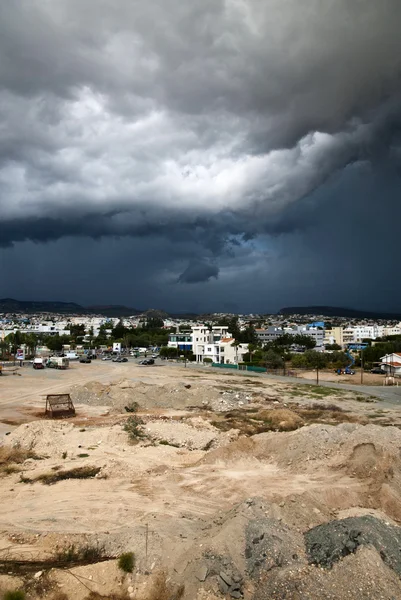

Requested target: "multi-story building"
[
  {"left": 324, "top": 327, "right": 344, "bottom": 347},
  {"left": 191, "top": 326, "right": 230, "bottom": 363},
  {"left": 255, "top": 327, "right": 283, "bottom": 344},
  {"left": 168, "top": 333, "right": 192, "bottom": 351}
]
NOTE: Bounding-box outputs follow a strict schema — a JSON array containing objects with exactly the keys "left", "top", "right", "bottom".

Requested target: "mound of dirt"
[
  {"left": 145, "top": 420, "right": 220, "bottom": 450},
  {"left": 305, "top": 515, "right": 401, "bottom": 575},
  {"left": 4, "top": 420, "right": 127, "bottom": 455},
  {"left": 69, "top": 379, "right": 254, "bottom": 412},
  {"left": 203, "top": 423, "right": 401, "bottom": 471}
]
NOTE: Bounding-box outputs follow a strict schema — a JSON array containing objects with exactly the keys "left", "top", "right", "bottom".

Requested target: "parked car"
[
  {"left": 371, "top": 367, "right": 386, "bottom": 374},
  {"left": 102, "top": 356, "right": 112, "bottom": 361},
  {"left": 79, "top": 356, "right": 91, "bottom": 363},
  {"left": 113, "top": 357, "right": 128, "bottom": 363},
  {"left": 139, "top": 358, "right": 155, "bottom": 365}
]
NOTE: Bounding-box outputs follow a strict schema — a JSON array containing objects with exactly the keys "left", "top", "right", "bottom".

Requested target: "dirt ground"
[
  {"left": 1, "top": 361, "right": 401, "bottom": 599},
  {"left": 296, "top": 369, "right": 386, "bottom": 386}
]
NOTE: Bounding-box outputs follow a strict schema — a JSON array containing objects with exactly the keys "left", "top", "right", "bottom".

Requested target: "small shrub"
[
  {"left": 78, "top": 453, "right": 90, "bottom": 458},
  {"left": 124, "top": 401, "right": 139, "bottom": 413},
  {"left": 3, "top": 591, "right": 26, "bottom": 600},
  {"left": 118, "top": 552, "right": 135, "bottom": 573},
  {"left": 62, "top": 451, "right": 67, "bottom": 459},
  {"left": 123, "top": 416, "right": 146, "bottom": 442}
]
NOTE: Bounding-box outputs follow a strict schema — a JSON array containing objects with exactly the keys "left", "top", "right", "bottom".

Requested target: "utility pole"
[
  {"left": 361, "top": 348, "right": 364, "bottom": 384},
  {"left": 316, "top": 365, "right": 319, "bottom": 386}
]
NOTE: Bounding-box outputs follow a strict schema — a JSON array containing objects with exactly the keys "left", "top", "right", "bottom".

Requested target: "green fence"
[{"left": 212, "top": 363, "right": 266, "bottom": 373}]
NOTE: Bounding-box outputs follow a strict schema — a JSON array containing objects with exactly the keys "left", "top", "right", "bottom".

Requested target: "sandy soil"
[{"left": 1, "top": 362, "right": 401, "bottom": 599}]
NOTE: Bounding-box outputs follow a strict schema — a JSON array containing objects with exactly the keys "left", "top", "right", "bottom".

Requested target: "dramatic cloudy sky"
[{"left": 1, "top": 0, "right": 401, "bottom": 312}]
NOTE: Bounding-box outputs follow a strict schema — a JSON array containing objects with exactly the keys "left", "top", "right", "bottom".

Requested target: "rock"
[
  {"left": 218, "top": 576, "right": 230, "bottom": 594},
  {"left": 127, "top": 586, "right": 134, "bottom": 593},
  {"left": 196, "top": 564, "right": 209, "bottom": 582},
  {"left": 230, "top": 591, "right": 242, "bottom": 599},
  {"left": 220, "top": 571, "right": 233, "bottom": 586},
  {"left": 34, "top": 571, "right": 43, "bottom": 579}
]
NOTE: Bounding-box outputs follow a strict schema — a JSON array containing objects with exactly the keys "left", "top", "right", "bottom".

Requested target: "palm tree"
[
  {"left": 247, "top": 343, "right": 257, "bottom": 363},
  {"left": 231, "top": 340, "right": 240, "bottom": 365}
]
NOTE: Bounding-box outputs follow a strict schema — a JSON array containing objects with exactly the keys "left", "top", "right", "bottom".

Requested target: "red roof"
[{"left": 381, "top": 362, "right": 401, "bottom": 367}]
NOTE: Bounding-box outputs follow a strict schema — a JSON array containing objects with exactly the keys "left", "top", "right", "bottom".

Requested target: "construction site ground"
[{"left": 1, "top": 361, "right": 401, "bottom": 599}]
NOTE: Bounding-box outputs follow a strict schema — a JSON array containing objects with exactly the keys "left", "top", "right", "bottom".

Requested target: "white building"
[
  {"left": 219, "top": 338, "right": 249, "bottom": 364},
  {"left": 191, "top": 326, "right": 230, "bottom": 363},
  {"left": 190, "top": 325, "right": 249, "bottom": 364},
  {"left": 380, "top": 353, "right": 401, "bottom": 376}
]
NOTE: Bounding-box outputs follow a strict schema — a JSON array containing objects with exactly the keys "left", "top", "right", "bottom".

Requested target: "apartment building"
[
  {"left": 191, "top": 326, "right": 230, "bottom": 363},
  {"left": 255, "top": 327, "right": 283, "bottom": 344},
  {"left": 167, "top": 333, "right": 192, "bottom": 351}
]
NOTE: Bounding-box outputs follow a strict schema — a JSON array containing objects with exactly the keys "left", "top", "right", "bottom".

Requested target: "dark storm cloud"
[
  {"left": 178, "top": 259, "right": 219, "bottom": 284},
  {"left": 1, "top": 1, "right": 401, "bottom": 308},
  {"left": 1, "top": 0, "right": 401, "bottom": 244}
]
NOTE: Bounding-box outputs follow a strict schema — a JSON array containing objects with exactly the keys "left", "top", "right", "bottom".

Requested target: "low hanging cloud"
[
  {"left": 178, "top": 259, "right": 219, "bottom": 284},
  {"left": 0, "top": 0, "right": 401, "bottom": 258}
]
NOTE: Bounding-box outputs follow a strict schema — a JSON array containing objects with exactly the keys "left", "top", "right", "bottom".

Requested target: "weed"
[
  {"left": 356, "top": 395, "right": 376, "bottom": 403},
  {"left": 123, "top": 416, "right": 146, "bottom": 442},
  {"left": 78, "top": 453, "right": 90, "bottom": 458},
  {"left": 0, "top": 445, "right": 40, "bottom": 477},
  {"left": 79, "top": 429, "right": 86, "bottom": 432},
  {"left": 20, "top": 466, "right": 101, "bottom": 485},
  {"left": 118, "top": 552, "right": 135, "bottom": 573},
  {"left": 124, "top": 401, "right": 139, "bottom": 413},
  {"left": 55, "top": 542, "right": 106, "bottom": 565},
  {"left": 62, "top": 451, "right": 67, "bottom": 459},
  {"left": 3, "top": 591, "right": 26, "bottom": 600},
  {"left": 310, "top": 403, "right": 343, "bottom": 412},
  {"left": 2, "top": 465, "right": 20, "bottom": 475}
]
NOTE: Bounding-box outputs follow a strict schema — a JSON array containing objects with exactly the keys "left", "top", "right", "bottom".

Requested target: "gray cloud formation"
[
  {"left": 0, "top": 1, "right": 401, "bottom": 306},
  {"left": 1, "top": 1, "right": 401, "bottom": 241},
  {"left": 178, "top": 259, "right": 219, "bottom": 284}
]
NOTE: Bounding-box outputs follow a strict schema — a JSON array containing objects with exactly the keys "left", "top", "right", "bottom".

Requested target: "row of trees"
[{"left": 0, "top": 318, "right": 173, "bottom": 359}]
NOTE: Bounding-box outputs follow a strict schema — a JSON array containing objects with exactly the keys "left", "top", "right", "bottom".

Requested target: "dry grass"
[
  {"left": 258, "top": 409, "right": 304, "bottom": 431},
  {"left": 0, "top": 445, "right": 40, "bottom": 477},
  {"left": 84, "top": 593, "right": 130, "bottom": 600},
  {"left": 20, "top": 466, "right": 101, "bottom": 485},
  {"left": 212, "top": 408, "right": 304, "bottom": 435},
  {"left": 142, "top": 571, "right": 184, "bottom": 600}
]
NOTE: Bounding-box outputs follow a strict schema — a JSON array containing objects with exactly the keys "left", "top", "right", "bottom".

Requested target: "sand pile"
[
  {"left": 145, "top": 418, "right": 235, "bottom": 450},
  {"left": 69, "top": 378, "right": 253, "bottom": 412},
  {"left": 4, "top": 420, "right": 127, "bottom": 455},
  {"left": 203, "top": 423, "right": 401, "bottom": 471}
]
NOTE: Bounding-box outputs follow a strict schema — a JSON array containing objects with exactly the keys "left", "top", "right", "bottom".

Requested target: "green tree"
[
  {"left": 112, "top": 320, "right": 128, "bottom": 339},
  {"left": 263, "top": 349, "right": 284, "bottom": 369}
]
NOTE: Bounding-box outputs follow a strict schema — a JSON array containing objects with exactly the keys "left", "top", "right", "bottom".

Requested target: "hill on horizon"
[{"left": 279, "top": 306, "right": 401, "bottom": 320}]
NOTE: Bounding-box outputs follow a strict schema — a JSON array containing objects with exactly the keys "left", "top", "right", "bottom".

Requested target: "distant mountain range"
[
  {"left": 279, "top": 306, "right": 401, "bottom": 320},
  {"left": 0, "top": 298, "right": 142, "bottom": 317},
  {"left": 0, "top": 298, "right": 198, "bottom": 319}
]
